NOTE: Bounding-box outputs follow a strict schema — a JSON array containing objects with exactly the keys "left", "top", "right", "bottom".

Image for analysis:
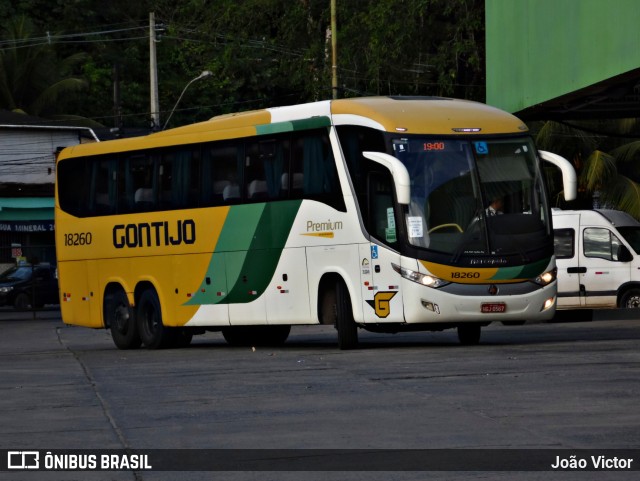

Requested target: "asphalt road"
[{"left": 1, "top": 307, "right": 639, "bottom": 481}]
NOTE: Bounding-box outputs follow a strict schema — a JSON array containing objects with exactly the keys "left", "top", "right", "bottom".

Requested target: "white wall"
[{"left": 0, "top": 129, "right": 82, "bottom": 184}]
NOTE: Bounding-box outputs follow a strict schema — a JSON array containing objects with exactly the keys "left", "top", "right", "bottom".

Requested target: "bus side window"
[
  {"left": 89, "top": 157, "right": 116, "bottom": 216},
  {"left": 368, "top": 171, "right": 398, "bottom": 246},
  {"left": 158, "top": 146, "right": 200, "bottom": 209},
  {"left": 159, "top": 147, "right": 200, "bottom": 209},
  {"left": 245, "top": 137, "right": 289, "bottom": 202},
  {"left": 335, "top": 125, "right": 386, "bottom": 217},
  {"left": 126, "top": 153, "right": 155, "bottom": 213},
  {"left": 202, "top": 142, "right": 242, "bottom": 205},
  {"left": 57, "top": 157, "right": 87, "bottom": 217},
  {"left": 291, "top": 129, "right": 345, "bottom": 211},
  {"left": 261, "top": 138, "right": 289, "bottom": 200},
  {"left": 158, "top": 151, "right": 173, "bottom": 209},
  {"left": 290, "top": 137, "right": 305, "bottom": 200},
  {"left": 245, "top": 141, "right": 267, "bottom": 201}
]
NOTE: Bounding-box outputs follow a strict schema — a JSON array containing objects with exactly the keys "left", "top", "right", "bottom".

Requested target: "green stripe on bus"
[
  {"left": 215, "top": 204, "right": 266, "bottom": 251},
  {"left": 225, "top": 200, "right": 302, "bottom": 303},
  {"left": 186, "top": 200, "right": 302, "bottom": 306},
  {"left": 489, "top": 257, "right": 550, "bottom": 280},
  {"left": 255, "top": 116, "right": 331, "bottom": 135},
  {"left": 185, "top": 204, "right": 265, "bottom": 306}
]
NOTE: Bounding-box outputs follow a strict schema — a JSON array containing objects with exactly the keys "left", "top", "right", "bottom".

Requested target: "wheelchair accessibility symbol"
[{"left": 474, "top": 141, "right": 489, "bottom": 155}]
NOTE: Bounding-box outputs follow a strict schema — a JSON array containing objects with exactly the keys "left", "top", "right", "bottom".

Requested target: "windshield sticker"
[
  {"left": 385, "top": 228, "right": 397, "bottom": 243},
  {"left": 386, "top": 207, "right": 396, "bottom": 229},
  {"left": 474, "top": 141, "right": 489, "bottom": 155},
  {"left": 407, "top": 217, "right": 423, "bottom": 238},
  {"left": 392, "top": 139, "right": 409, "bottom": 153}
]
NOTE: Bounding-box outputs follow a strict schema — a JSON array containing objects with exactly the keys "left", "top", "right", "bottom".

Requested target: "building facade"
[{"left": 0, "top": 111, "right": 97, "bottom": 271}]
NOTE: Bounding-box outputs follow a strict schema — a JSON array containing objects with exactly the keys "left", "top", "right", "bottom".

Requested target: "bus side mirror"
[
  {"left": 539, "top": 150, "right": 577, "bottom": 201},
  {"left": 362, "top": 151, "right": 410, "bottom": 205}
]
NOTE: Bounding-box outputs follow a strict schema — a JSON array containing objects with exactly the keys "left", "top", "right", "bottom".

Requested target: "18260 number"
[
  {"left": 451, "top": 271, "right": 480, "bottom": 279},
  {"left": 64, "top": 232, "right": 93, "bottom": 246}
]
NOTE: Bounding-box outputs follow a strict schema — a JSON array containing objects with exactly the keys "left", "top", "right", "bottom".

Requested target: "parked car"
[
  {"left": 553, "top": 209, "right": 640, "bottom": 310},
  {"left": 0, "top": 263, "right": 60, "bottom": 309}
]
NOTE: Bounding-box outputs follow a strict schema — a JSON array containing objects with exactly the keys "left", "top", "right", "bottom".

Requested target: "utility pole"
[
  {"left": 149, "top": 12, "right": 160, "bottom": 130},
  {"left": 113, "top": 63, "right": 121, "bottom": 133},
  {"left": 331, "top": 0, "right": 338, "bottom": 99}
]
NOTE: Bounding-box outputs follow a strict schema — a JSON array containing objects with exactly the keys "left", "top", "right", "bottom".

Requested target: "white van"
[{"left": 552, "top": 209, "right": 640, "bottom": 310}]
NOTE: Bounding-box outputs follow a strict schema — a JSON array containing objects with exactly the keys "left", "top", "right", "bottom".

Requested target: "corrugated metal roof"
[{"left": 486, "top": 0, "right": 640, "bottom": 119}]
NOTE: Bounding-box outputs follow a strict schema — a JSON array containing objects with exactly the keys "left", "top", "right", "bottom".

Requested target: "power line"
[{"left": 0, "top": 25, "right": 147, "bottom": 48}]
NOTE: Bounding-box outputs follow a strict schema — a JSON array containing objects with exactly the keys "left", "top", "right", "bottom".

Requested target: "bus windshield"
[{"left": 392, "top": 136, "right": 550, "bottom": 258}]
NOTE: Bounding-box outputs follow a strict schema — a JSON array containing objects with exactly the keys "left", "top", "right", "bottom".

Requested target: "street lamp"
[{"left": 163, "top": 70, "right": 213, "bottom": 130}]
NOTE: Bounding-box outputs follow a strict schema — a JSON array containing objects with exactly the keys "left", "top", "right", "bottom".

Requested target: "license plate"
[{"left": 481, "top": 303, "right": 506, "bottom": 313}]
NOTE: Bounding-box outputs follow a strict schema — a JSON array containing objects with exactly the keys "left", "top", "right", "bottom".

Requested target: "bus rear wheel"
[
  {"left": 105, "top": 289, "right": 141, "bottom": 350},
  {"left": 137, "top": 289, "right": 171, "bottom": 349}
]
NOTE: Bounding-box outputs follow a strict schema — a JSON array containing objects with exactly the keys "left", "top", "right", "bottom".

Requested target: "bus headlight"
[
  {"left": 0, "top": 286, "right": 13, "bottom": 293},
  {"left": 392, "top": 263, "right": 449, "bottom": 288},
  {"left": 534, "top": 267, "right": 557, "bottom": 286}
]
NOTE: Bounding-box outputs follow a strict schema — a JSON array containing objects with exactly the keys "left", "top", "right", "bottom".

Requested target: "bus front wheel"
[
  {"left": 105, "top": 289, "right": 141, "bottom": 350},
  {"left": 137, "top": 289, "right": 170, "bottom": 349},
  {"left": 333, "top": 280, "right": 358, "bottom": 350}
]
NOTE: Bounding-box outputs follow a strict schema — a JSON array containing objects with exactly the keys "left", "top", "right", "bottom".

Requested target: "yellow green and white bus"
[{"left": 55, "top": 96, "right": 576, "bottom": 349}]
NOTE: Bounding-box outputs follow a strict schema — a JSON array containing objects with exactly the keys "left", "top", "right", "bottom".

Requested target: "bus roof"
[
  {"left": 330, "top": 96, "right": 528, "bottom": 135},
  {"left": 57, "top": 96, "right": 528, "bottom": 160}
]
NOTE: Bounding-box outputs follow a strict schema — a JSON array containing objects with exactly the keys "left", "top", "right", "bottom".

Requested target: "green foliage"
[
  {"left": 537, "top": 119, "right": 640, "bottom": 219},
  {"left": 0, "top": 0, "right": 487, "bottom": 129},
  {"left": 0, "top": 15, "right": 88, "bottom": 117},
  {"left": 582, "top": 144, "right": 640, "bottom": 219},
  {"left": 581, "top": 150, "right": 617, "bottom": 192}
]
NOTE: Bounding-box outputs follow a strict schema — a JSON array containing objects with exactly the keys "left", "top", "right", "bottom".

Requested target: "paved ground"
[{"left": 0, "top": 307, "right": 639, "bottom": 481}]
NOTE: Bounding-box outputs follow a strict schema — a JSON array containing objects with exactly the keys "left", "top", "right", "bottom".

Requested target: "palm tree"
[
  {"left": 534, "top": 120, "right": 599, "bottom": 208},
  {"left": 0, "top": 15, "right": 88, "bottom": 118},
  {"left": 534, "top": 119, "right": 640, "bottom": 220},
  {"left": 581, "top": 143, "right": 640, "bottom": 219}
]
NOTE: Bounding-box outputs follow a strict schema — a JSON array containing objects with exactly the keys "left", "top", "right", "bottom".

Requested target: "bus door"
[
  {"left": 361, "top": 172, "right": 404, "bottom": 323},
  {"left": 359, "top": 243, "right": 403, "bottom": 323}
]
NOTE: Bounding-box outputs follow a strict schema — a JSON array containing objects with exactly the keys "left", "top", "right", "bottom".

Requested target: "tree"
[
  {"left": 581, "top": 143, "right": 640, "bottom": 219},
  {"left": 1, "top": 1, "right": 488, "bottom": 129},
  {"left": 0, "top": 15, "right": 88, "bottom": 120},
  {"left": 534, "top": 119, "right": 640, "bottom": 219}
]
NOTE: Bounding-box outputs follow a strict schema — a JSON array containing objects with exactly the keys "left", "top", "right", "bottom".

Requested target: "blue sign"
[
  {"left": 474, "top": 142, "right": 489, "bottom": 155},
  {"left": 371, "top": 245, "right": 378, "bottom": 259}
]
